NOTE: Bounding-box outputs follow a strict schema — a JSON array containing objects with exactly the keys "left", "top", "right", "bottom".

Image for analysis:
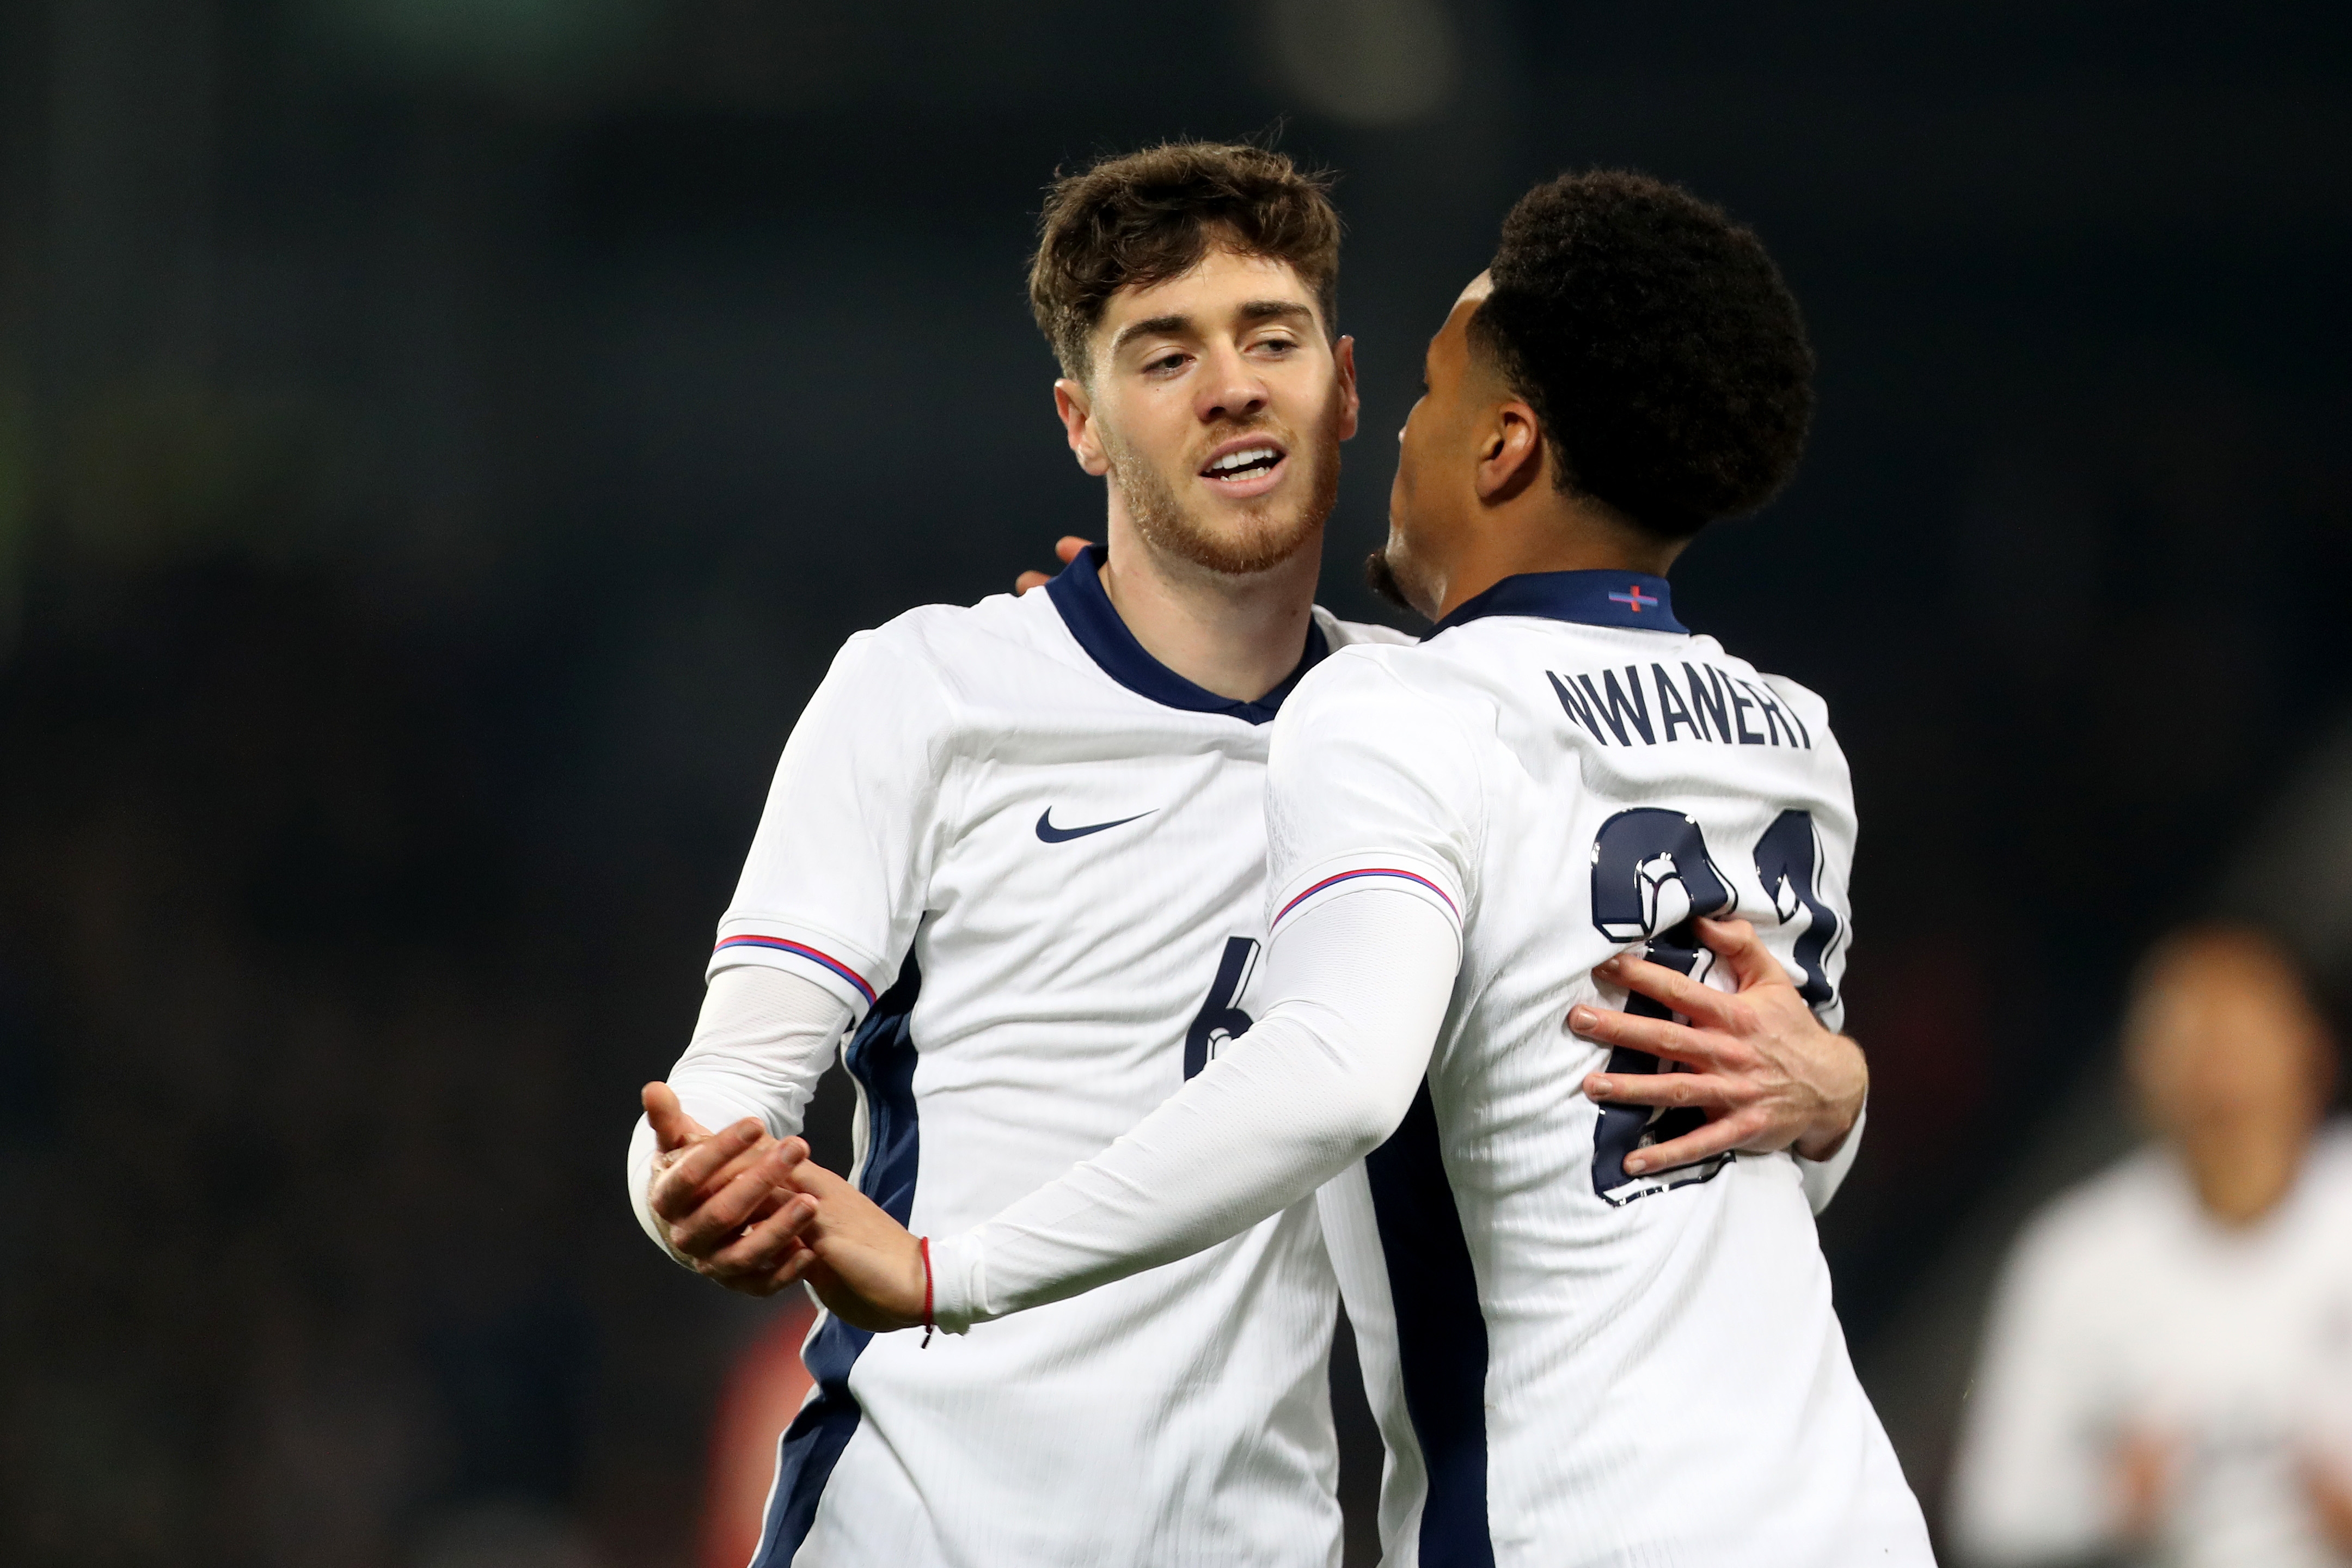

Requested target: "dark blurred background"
[{"left": 2, "top": 2, "right": 2349, "bottom": 1564}]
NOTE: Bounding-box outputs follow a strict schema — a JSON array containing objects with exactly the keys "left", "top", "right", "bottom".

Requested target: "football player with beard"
[{"left": 626, "top": 144, "right": 1869, "bottom": 1568}]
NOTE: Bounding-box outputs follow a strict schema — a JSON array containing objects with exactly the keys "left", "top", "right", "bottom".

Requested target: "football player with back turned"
[{"left": 779, "top": 171, "right": 1935, "bottom": 1565}]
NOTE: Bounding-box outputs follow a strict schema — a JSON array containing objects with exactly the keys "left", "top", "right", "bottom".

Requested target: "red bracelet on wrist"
[{"left": 918, "top": 1235, "right": 935, "bottom": 1349}]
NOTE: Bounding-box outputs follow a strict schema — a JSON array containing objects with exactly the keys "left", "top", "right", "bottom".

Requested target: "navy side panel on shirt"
[
  {"left": 751, "top": 955, "right": 923, "bottom": 1568},
  {"left": 1364, "top": 1082, "right": 1496, "bottom": 1568}
]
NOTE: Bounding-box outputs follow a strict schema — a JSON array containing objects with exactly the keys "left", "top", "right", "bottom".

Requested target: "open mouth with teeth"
[{"left": 1202, "top": 444, "right": 1287, "bottom": 485}]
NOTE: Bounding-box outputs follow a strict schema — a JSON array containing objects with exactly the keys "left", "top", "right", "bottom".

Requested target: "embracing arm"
[
  {"left": 789, "top": 885, "right": 1460, "bottom": 1332},
  {"left": 928, "top": 888, "right": 1456, "bottom": 1327}
]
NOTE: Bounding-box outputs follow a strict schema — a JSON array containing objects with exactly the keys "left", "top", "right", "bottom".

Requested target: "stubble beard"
[
  {"left": 1101, "top": 416, "right": 1342, "bottom": 578},
  {"left": 1362, "top": 546, "right": 1417, "bottom": 614}
]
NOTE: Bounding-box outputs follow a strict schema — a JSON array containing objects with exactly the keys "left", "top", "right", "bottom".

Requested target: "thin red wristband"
[{"left": 919, "top": 1235, "right": 935, "bottom": 1348}]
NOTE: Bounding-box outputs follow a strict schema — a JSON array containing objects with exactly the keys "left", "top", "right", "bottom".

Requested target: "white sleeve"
[
  {"left": 926, "top": 885, "right": 1459, "bottom": 1329},
  {"left": 1797, "top": 1105, "right": 1865, "bottom": 1214},
  {"left": 709, "top": 624, "right": 959, "bottom": 1015},
  {"left": 926, "top": 651, "right": 1479, "bottom": 1331},
  {"left": 1947, "top": 1202, "right": 2126, "bottom": 1563},
  {"left": 626, "top": 964, "right": 855, "bottom": 1265}
]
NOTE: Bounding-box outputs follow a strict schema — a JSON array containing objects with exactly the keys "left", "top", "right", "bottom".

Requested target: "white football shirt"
[
  {"left": 709, "top": 547, "right": 1405, "bottom": 1568},
  {"left": 1272, "top": 571, "right": 1927, "bottom": 1566},
  {"left": 922, "top": 569, "right": 1926, "bottom": 1566},
  {"left": 1950, "top": 1123, "right": 2352, "bottom": 1568}
]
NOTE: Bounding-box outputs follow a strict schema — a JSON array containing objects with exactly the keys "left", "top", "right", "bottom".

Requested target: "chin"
[
  {"left": 1368, "top": 531, "right": 1440, "bottom": 619},
  {"left": 1152, "top": 506, "right": 1319, "bottom": 577}
]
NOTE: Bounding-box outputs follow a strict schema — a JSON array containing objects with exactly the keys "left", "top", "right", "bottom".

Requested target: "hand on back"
[
  {"left": 1567, "top": 916, "right": 1868, "bottom": 1175},
  {"left": 1013, "top": 536, "right": 1094, "bottom": 595}
]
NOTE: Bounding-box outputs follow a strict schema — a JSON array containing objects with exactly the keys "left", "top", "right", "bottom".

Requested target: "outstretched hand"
[
  {"left": 641, "top": 1082, "right": 821, "bottom": 1297},
  {"left": 1566, "top": 917, "right": 1866, "bottom": 1177},
  {"left": 1013, "top": 536, "right": 1094, "bottom": 595}
]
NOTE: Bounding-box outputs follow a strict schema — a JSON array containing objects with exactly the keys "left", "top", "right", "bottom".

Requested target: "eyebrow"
[
  {"left": 1238, "top": 299, "right": 1315, "bottom": 326},
  {"left": 1107, "top": 299, "right": 1319, "bottom": 358}
]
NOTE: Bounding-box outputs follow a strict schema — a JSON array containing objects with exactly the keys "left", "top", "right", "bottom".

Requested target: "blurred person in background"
[{"left": 1950, "top": 924, "right": 2352, "bottom": 1566}]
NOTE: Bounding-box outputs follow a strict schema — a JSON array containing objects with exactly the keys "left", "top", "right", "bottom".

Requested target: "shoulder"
[
  {"left": 1681, "top": 634, "right": 1830, "bottom": 719},
  {"left": 2304, "top": 1120, "right": 2352, "bottom": 1206},
  {"left": 834, "top": 591, "right": 1065, "bottom": 703},
  {"left": 856, "top": 592, "right": 1031, "bottom": 664},
  {"left": 1316, "top": 608, "right": 1417, "bottom": 650},
  {"left": 1288, "top": 638, "right": 1445, "bottom": 716},
  {"left": 798, "top": 596, "right": 1058, "bottom": 769},
  {"left": 2005, "top": 1147, "right": 2178, "bottom": 1290},
  {"left": 1289, "top": 636, "right": 1502, "bottom": 739},
  {"left": 1683, "top": 632, "right": 1851, "bottom": 768},
  {"left": 1757, "top": 669, "right": 1830, "bottom": 726},
  {"left": 1275, "top": 642, "right": 1489, "bottom": 797}
]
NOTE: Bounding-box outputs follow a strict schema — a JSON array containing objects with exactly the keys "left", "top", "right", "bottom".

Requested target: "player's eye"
[{"left": 1145, "top": 352, "right": 1189, "bottom": 376}]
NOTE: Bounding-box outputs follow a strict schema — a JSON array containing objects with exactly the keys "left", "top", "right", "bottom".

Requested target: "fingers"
[
  {"left": 1622, "top": 1111, "right": 1761, "bottom": 1175},
  {"left": 642, "top": 1081, "right": 708, "bottom": 1152},
  {"left": 708, "top": 1238, "right": 819, "bottom": 1300},
  {"left": 1596, "top": 951, "right": 1744, "bottom": 1030},
  {"left": 1694, "top": 916, "right": 1792, "bottom": 993},
  {"left": 780, "top": 1148, "right": 856, "bottom": 1203},
  {"left": 669, "top": 1137, "right": 811, "bottom": 1256},
  {"left": 1580, "top": 1069, "right": 1742, "bottom": 1112},
  {"left": 647, "top": 1117, "right": 768, "bottom": 1222},
  {"left": 671, "top": 1164, "right": 786, "bottom": 1255},
  {"left": 706, "top": 1191, "right": 819, "bottom": 1276},
  {"left": 1015, "top": 538, "right": 1098, "bottom": 595},
  {"left": 763, "top": 1246, "right": 820, "bottom": 1295},
  {"left": 1567, "top": 1005, "right": 1747, "bottom": 1071}
]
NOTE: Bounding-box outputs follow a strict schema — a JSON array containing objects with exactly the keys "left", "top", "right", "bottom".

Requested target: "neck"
[
  {"left": 1429, "top": 492, "right": 1684, "bottom": 623},
  {"left": 2182, "top": 1123, "right": 2307, "bottom": 1228},
  {"left": 1095, "top": 502, "right": 1324, "bottom": 703}
]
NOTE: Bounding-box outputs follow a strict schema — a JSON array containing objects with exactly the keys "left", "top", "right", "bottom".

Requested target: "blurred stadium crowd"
[{"left": 1, "top": 2, "right": 2348, "bottom": 1565}]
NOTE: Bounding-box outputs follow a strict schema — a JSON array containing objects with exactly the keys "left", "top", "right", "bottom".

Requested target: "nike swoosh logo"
[{"left": 1035, "top": 807, "right": 1155, "bottom": 843}]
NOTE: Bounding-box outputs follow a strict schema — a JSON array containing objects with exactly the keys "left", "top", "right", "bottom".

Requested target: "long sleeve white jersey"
[
  {"left": 1950, "top": 1124, "right": 2352, "bottom": 1568},
  {"left": 924, "top": 569, "right": 1928, "bottom": 1567},
  {"left": 667, "top": 547, "right": 1410, "bottom": 1568}
]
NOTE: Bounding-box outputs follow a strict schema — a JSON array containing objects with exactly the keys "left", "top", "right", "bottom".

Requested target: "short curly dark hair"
[
  {"left": 1029, "top": 142, "right": 1342, "bottom": 382},
  {"left": 1471, "top": 170, "right": 1814, "bottom": 540}
]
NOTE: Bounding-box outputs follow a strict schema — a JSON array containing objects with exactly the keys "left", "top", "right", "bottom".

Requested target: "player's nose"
[{"left": 1197, "top": 342, "right": 1269, "bottom": 423}]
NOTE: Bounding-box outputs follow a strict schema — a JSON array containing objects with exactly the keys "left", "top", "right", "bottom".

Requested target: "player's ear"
[
  {"left": 1332, "top": 335, "right": 1361, "bottom": 443},
  {"left": 1475, "top": 398, "right": 1544, "bottom": 503},
  {"left": 1054, "top": 378, "right": 1112, "bottom": 478}
]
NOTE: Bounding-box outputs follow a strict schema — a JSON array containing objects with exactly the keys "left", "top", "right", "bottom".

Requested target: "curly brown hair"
[
  {"left": 1028, "top": 142, "right": 1342, "bottom": 382},
  {"left": 1471, "top": 170, "right": 1815, "bottom": 540}
]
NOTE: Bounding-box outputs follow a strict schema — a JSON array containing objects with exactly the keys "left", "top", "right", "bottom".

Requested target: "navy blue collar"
[
  {"left": 1422, "top": 569, "right": 1685, "bottom": 639},
  {"left": 1044, "top": 546, "right": 1328, "bottom": 726}
]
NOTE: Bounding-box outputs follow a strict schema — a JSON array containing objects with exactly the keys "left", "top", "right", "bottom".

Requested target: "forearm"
[
  {"left": 929, "top": 890, "right": 1460, "bottom": 1329},
  {"left": 628, "top": 965, "right": 852, "bottom": 1259}
]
